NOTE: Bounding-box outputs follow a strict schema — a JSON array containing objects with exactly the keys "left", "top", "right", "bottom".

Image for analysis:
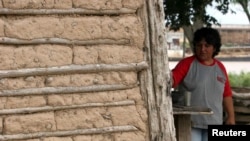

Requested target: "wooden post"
[
  {"left": 174, "top": 115, "right": 191, "bottom": 141},
  {"left": 141, "top": 0, "right": 176, "bottom": 140}
]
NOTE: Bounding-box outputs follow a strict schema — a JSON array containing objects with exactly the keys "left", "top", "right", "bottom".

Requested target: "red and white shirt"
[{"left": 172, "top": 55, "right": 232, "bottom": 129}]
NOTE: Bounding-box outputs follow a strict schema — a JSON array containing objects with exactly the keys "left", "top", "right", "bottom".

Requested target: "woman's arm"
[{"left": 223, "top": 96, "right": 235, "bottom": 125}]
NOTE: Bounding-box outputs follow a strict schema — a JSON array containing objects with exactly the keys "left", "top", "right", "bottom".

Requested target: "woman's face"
[{"left": 195, "top": 39, "right": 215, "bottom": 63}]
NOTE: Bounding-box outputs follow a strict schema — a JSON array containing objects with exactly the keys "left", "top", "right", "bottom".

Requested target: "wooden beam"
[
  {"left": 0, "top": 62, "right": 148, "bottom": 78},
  {"left": 0, "top": 37, "right": 129, "bottom": 45},
  {"left": 0, "top": 84, "right": 137, "bottom": 97},
  {"left": 0, "top": 125, "right": 138, "bottom": 141},
  {"left": 0, "top": 100, "right": 135, "bottom": 115},
  {"left": 0, "top": 8, "right": 136, "bottom": 15},
  {"left": 174, "top": 115, "right": 191, "bottom": 141},
  {"left": 235, "top": 114, "right": 250, "bottom": 123},
  {"left": 234, "top": 106, "right": 250, "bottom": 114},
  {"left": 233, "top": 91, "right": 250, "bottom": 100}
]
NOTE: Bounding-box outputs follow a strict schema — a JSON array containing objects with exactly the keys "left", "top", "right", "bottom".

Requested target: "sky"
[{"left": 206, "top": 3, "right": 249, "bottom": 25}]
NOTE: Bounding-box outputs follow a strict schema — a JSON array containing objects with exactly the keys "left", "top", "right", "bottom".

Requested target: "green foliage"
[{"left": 228, "top": 71, "right": 250, "bottom": 87}]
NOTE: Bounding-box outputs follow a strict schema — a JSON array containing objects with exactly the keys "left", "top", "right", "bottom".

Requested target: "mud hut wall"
[{"left": 0, "top": 0, "right": 149, "bottom": 141}]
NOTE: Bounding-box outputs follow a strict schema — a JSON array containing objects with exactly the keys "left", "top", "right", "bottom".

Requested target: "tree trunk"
[
  {"left": 183, "top": 19, "right": 203, "bottom": 51},
  {"left": 144, "top": 0, "right": 176, "bottom": 140}
]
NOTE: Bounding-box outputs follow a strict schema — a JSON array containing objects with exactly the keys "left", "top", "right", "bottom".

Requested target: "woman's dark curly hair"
[{"left": 192, "top": 27, "right": 222, "bottom": 58}]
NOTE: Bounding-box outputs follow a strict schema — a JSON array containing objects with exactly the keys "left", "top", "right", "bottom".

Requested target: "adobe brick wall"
[{"left": 0, "top": 0, "right": 149, "bottom": 141}]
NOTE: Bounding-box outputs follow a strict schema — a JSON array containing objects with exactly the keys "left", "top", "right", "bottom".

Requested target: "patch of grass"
[{"left": 228, "top": 71, "right": 250, "bottom": 88}]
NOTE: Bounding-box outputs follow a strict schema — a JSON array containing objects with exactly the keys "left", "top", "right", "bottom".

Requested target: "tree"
[{"left": 163, "top": 0, "right": 230, "bottom": 49}]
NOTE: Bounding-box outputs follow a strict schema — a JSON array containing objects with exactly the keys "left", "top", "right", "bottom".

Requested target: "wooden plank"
[
  {"left": 233, "top": 91, "right": 250, "bottom": 100},
  {"left": 234, "top": 99, "right": 250, "bottom": 107},
  {"left": 173, "top": 106, "right": 213, "bottom": 141},
  {"left": 173, "top": 105, "right": 213, "bottom": 115},
  {"left": 234, "top": 106, "right": 250, "bottom": 114},
  {"left": 235, "top": 114, "right": 250, "bottom": 122},
  {"left": 174, "top": 115, "right": 191, "bottom": 141}
]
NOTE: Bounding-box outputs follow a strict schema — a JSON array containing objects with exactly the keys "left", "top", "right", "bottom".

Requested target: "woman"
[{"left": 171, "top": 27, "right": 235, "bottom": 141}]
